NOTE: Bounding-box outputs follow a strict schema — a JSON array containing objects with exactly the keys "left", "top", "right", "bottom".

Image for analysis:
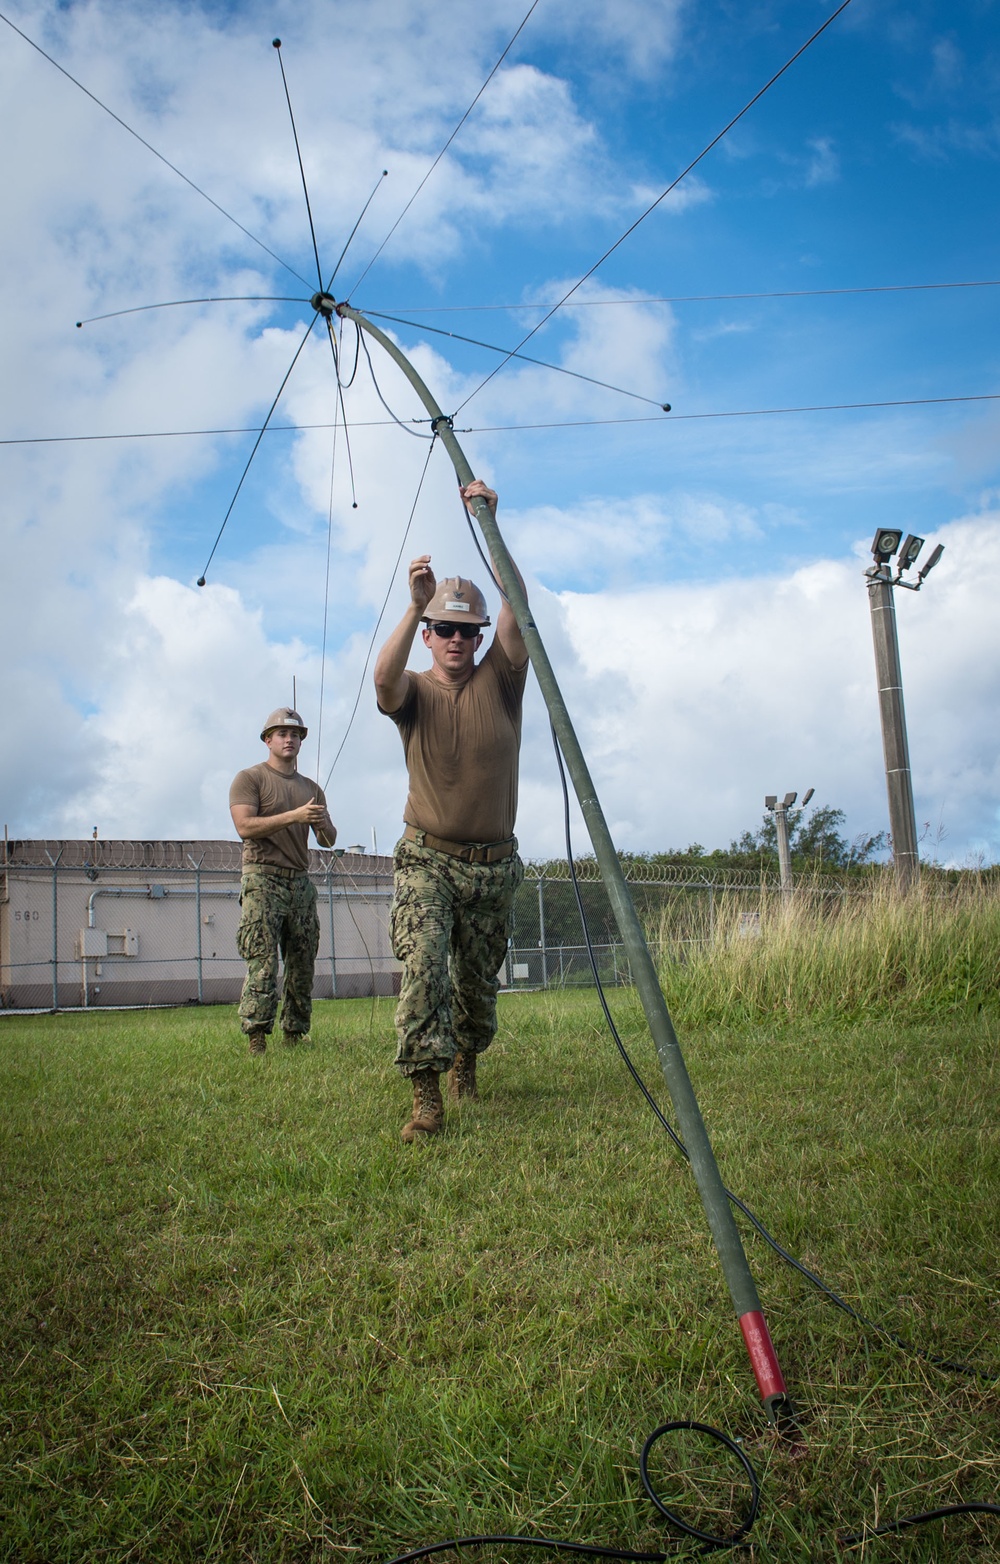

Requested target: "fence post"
[
  {"left": 45, "top": 848, "right": 63, "bottom": 1011},
  {"left": 188, "top": 854, "right": 204, "bottom": 1004},
  {"left": 326, "top": 862, "right": 338, "bottom": 998},
  {"left": 537, "top": 873, "right": 548, "bottom": 990}
]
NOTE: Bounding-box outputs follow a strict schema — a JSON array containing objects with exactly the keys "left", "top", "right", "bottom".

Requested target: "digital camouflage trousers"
[
  {"left": 236, "top": 869, "right": 320, "bottom": 1037},
  {"left": 389, "top": 837, "right": 524, "bottom": 1078}
]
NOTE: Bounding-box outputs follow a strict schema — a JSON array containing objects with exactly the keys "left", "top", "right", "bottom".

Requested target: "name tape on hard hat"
[{"left": 444, "top": 600, "right": 470, "bottom": 612}]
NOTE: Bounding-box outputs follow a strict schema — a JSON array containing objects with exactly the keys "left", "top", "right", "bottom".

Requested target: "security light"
[
  {"left": 897, "top": 534, "right": 925, "bottom": 571},
  {"left": 765, "top": 795, "right": 777, "bottom": 809},
  {"left": 918, "top": 543, "right": 945, "bottom": 581},
  {"left": 871, "top": 528, "right": 903, "bottom": 564},
  {"left": 782, "top": 792, "right": 797, "bottom": 808},
  {"left": 862, "top": 535, "right": 942, "bottom": 891},
  {"left": 801, "top": 787, "right": 814, "bottom": 807}
]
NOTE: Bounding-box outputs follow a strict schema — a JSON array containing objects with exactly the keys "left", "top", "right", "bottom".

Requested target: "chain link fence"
[
  {"left": 0, "top": 840, "right": 397, "bottom": 1010},
  {"left": 3, "top": 838, "right": 898, "bottom": 1011}
]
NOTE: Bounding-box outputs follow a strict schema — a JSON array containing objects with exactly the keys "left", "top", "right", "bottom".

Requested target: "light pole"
[
  {"left": 765, "top": 788, "right": 814, "bottom": 898},
  {"left": 864, "top": 530, "right": 944, "bottom": 894}
]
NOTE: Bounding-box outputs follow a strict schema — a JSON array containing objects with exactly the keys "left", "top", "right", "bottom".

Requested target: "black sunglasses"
[{"left": 428, "top": 621, "right": 481, "bottom": 640}]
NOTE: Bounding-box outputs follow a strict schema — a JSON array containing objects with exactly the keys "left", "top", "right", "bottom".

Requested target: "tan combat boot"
[
  {"left": 447, "top": 1049, "right": 478, "bottom": 1102},
  {"left": 400, "top": 1068, "right": 443, "bottom": 1142},
  {"left": 247, "top": 1030, "right": 267, "bottom": 1055}
]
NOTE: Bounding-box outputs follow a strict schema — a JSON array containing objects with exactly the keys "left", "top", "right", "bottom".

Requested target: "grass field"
[{"left": 1, "top": 988, "right": 998, "bottom": 1561}]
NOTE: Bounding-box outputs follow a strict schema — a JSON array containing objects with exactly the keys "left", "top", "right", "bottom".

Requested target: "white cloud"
[
  {"left": 530, "top": 512, "right": 1000, "bottom": 864},
  {"left": 27, "top": 509, "right": 996, "bottom": 870},
  {"left": 804, "top": 135, "right": 839, "bottom": 187},
  {"left": 503, "top": 491, "right": 763, "bottom": 588},
  {"left": 538, "top": 0, "right": 687, "bottom": 76}
]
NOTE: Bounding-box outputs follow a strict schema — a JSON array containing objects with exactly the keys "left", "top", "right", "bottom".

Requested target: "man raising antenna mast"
[{"left": 375, "top": 480, "right": 529, "bottom": 1142}]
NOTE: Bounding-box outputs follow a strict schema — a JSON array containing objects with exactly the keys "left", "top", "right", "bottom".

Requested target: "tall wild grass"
[{"left": 656, "top": 877, "right": 1000, "bottom": 1027}]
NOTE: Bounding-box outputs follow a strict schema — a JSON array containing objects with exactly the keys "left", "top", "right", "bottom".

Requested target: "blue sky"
[{"left": 2, "top": 0, "right": 999, "bottom": 862}]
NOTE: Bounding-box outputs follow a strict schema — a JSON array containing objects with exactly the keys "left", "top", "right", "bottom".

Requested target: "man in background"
[
  {"left": 374, "top": 480, "right": 529, "bottom": 1141},
  {"left": 229, "top": 708, "right": 336, "bottom": 1055}
]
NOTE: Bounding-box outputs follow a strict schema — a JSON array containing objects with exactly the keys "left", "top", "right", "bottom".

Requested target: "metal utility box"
[
  {"left": 76, "top": 928, "right": 108, "bottom": 959},
  {"left": 108, "top": 928, "right": 140, "bottom": 957}
]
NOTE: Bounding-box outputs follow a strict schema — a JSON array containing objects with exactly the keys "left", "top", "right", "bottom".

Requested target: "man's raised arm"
[
  {"left": 374, "top": 554, "right": 436, "bottom": 713},
  {"left": 460, "top": 480, "right": 528, "bottom": 670}
]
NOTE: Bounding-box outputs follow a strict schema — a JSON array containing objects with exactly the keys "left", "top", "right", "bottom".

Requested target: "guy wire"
[
  {"left": 454, "top": 0, "right": 854, "bottom": 415},
  {"left": 0, "top": 8, "right": 311, "bottom": 288},
  {"left": 374, "top": 277, "right": 1000, "bottom": 314},
  {"left": 326, "top": 853, "right": 386, "bottom": 1045},
  {"left": 14, "top": 390, "right": 1000, "bottom": 451},
  {"left": 272, "top": 40, "right": 324, "bottom": 290},
  {"left": 321, "top": 432, "right": 438, "bottom": 793},
  {"left": 197, "top": 311, "right": 320, "bottom": 584},
  {"left": 367, "top": 309, "right": 671, "bottom": 410},
  {"left": 348, "top": 0, "right": 540, "bottom": 295},
  {"left": 326, "top": 170, "right": 390, "bottom": 292}
]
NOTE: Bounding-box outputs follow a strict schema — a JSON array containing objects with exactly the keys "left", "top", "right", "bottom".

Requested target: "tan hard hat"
[
  {"left": 260, "top": 707, "right": 308, "bottom": 741},
  {"left": 422, "top": 576, "right": 490, "bottom": 627}
]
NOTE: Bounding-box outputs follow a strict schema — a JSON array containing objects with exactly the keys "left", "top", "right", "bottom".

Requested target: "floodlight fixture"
[
  {"left": 871, "top": 527, "right": 903, "bottom": 564},
  {"left": 764, "top": 790, "right": 802, "bottom": 898},
  {"left": 897, "top": 534, "right": 925, "bottom": 572},
  {"left": 801, "top": 787, "right": 815, "bottom": 807},
  {"left": 918, "top": 543, "right": 945, "bottom": 581}
]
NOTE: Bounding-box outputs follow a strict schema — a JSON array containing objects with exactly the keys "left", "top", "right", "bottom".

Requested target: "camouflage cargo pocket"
[{"left": 237, "top": 913, "right": 273, "bottom": 962}]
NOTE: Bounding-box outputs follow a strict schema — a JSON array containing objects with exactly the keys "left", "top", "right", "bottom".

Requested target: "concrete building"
[{"left": 0, "top": 839, "right": 399, "bottom": 1010}]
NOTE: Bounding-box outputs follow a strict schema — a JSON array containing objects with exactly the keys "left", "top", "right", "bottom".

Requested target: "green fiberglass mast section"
[{"left": 325, "top": 295, "right": 792, "bottom": 1423}]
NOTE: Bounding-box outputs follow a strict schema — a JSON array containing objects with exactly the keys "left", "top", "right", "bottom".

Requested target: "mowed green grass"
[{"left": 1, "top": 993, "right": 998, "bottom": 1562}]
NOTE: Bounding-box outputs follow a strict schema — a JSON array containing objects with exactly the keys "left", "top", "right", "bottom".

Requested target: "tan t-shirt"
[
  {"left": 229, "top": 764, "right": 328, "bottom": 872},
  {"left": 383, "top": 638, "right": 527, "bottom": 843}
]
